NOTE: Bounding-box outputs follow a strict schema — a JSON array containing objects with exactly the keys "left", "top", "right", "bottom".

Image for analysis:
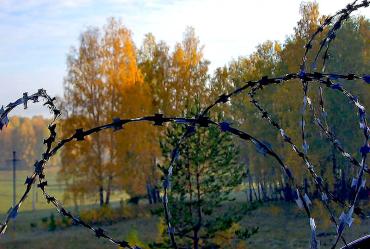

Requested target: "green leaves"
[{"left": 235, "top": 226, "right": 259, "bottom": 240}]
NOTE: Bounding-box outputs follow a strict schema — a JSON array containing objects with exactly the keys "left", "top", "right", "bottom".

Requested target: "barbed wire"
[
  {"left": 305, "top": 2, "right": 369, "bottom": 247},
  {"left": 0, "top": 89, "right": 60, "bottom": 236},
  {"left": 0, "top": 1, "right": 369, "bottom": 248},
  {"left": 169, "top": 1, "right": 369, "bottom": 248}
]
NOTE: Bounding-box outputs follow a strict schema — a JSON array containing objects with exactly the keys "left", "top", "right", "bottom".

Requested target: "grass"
[
  {"left": 0, "top": 200, "right": 368, "bottom": 249},
  {"left": 0, "top": 167, "right": 129, "bottom": 213},
  {"left": 0, "top": 201, "right": 159, "bottom": 249},
  {"left": 0, "top": 167, "right": 64, "bottom": 212},
  {"left": 241, "top": 201, "right": 369, "bottom": 249},
  {"left": 1, "top": 170, "right": 368, "bottom": 248}
]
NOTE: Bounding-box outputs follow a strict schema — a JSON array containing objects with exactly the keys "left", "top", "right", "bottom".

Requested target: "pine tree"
[{"left": 156, "top": 105, "right": 255, "bottom": 248}]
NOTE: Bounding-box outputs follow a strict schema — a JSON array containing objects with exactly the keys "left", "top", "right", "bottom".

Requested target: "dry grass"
[{"left": 0, "top": 200, "right": 368, "bottom": 249}]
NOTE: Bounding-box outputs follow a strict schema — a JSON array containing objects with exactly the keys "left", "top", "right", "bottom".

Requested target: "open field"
[
  {"left": 0, "top": 167, "right": 64, "bottom": 212},
  {"left": 0, "top": 167, "right": 129, "bottom": 213},
  {"left": 0, "top": 201, "right": 368, "bottom": 249},
  {"left": 1, "top": 169, "right": 368, "bottom": 249}
]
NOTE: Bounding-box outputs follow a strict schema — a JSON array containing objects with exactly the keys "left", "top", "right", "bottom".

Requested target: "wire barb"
[{"left": 0, "top": 1, "right": 369, "bottom": 248}]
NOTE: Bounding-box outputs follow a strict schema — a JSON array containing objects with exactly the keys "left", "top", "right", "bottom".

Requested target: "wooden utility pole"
[
  {"left": 7, "top": 151, "right": 21, "bottom": 231},
  {"left": 6, "top": 151, "right": 21, "bottom": 209}
]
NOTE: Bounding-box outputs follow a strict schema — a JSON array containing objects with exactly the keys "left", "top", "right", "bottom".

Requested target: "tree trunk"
[
  {"left": 275, "top": 180, "right": 280, "bottom": 200},
  {"left": 96, "top": 136, "right": 105, "bottom": 207},
  {"left": 105, "top": 175, "right": 113, "bottom": 205},
  {"left": 248, "top": 174, "right": 253, "bottom": 202},
  {"left": 261, "top": 180, "right": 268, "bottom": 201},
  {"left": 193, "top": 230, "right": 199, "bottom": 249},
  {"left": 252, "top": 182, "right": 258, "bottom": 201},
  {"left": 146, "top": 182, "right": 153, "bottom": 204},
  {"left": 268, "top": 182, "right": 273, "bottom": 200},
  {"left": 186, "top": 146, "right": 193, "bottom": 217},
  {"left": 193, "top": 160, "right": 201, "bottom": 249},
  {"left": 151, "top": 186, "right": 158, "bottom": 204},
  {"left": 99, "top": 186, "right": 104, "bottom": 207},
  {"left": 257, "top": 183, "right": 261, "bottom": 201},
  {"left": 331, "top": 134, "right": 340, "bottom": 197},
  {"left": 156, "top": 187, "right": 160, "bottom": 202}
]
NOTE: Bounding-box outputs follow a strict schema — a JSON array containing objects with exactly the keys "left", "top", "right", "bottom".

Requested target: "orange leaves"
[
  {"left": 62, "top": 18, "right": 212, "bottom": 201},
  {"left": 62, "top": 18, "right": 161, "bottom": 201}
]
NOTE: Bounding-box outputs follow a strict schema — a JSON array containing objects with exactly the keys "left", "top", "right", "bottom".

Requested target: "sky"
[{"left": 0, "top": 0, "right": 369, "bottom": 116}]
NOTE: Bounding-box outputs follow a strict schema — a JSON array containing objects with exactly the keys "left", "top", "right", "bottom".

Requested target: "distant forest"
[{"left": 0, "top": 116, "right": 54, "bottom": 170}]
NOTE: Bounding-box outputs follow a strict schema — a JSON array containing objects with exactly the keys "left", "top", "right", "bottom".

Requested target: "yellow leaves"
[
  {"left": 274, "top": 41, "right": 282, "bottom": 55},
  {"left": 62, "top": 19, "right": 211, "bottom": 202},
  {"left": 155, "top": 217, "right": 167, "bottom": 243},
  {"left": 102, "top": 18, "right": 143, "bottom": 90},
  {"left": 173, "top": 45, "right": 185, "bottom": 68},
  {"left": 166, "top": 27, "right": 209, "bottom": 115},
  {"left": 212, "top": 223, "right": 248, "bottom": 249},
  {"left": 62, "top": 17, "right": 162, "bottom": 202},
  {"left": 125, "top": 229, "right": 147, "bottom": 249}
]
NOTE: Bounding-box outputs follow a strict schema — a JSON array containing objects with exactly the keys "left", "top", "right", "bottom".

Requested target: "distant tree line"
[{"left": 0, "top": 116, "right": 56, "bottom": 169}]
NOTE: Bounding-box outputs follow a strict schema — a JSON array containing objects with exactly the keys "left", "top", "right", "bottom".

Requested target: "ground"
[{"left": 0, "top": 200, "right": 368, "bottom": 249}]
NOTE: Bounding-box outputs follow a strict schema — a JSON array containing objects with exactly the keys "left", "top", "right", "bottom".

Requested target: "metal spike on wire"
[{"left": 0, "top": 1, "right": 369, "bottom": 248}]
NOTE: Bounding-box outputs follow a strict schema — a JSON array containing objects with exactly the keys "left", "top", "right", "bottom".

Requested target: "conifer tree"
[{"left": 155, "top": 105, "right": 257, "bottom": 249}]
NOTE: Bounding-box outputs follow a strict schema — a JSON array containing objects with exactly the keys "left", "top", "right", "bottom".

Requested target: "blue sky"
[{"left": 0, "top": 0, "right": 369, "bottom": 116}]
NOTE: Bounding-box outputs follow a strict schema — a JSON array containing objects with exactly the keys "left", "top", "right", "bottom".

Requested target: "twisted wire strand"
[
  {"left": 300, "top": 0, "right": 368, "bottom": 72},
  {"left": 200, "top": 72, "right": 369, "bottom": 248},
  {"left": 0, "top": 89, "right": 60, "bottom": 235},
  {"left": 248, "top": 88, "right": 349, "bottom": 247},
  {"left": 0, "top": 89, "right": 60, "bottom": 130},
  {"left": 321, "top": 80, "right": 369, "bottom": 249},
  {"left": 306, "top": 0, "right": 367, "bottom": 173},
  {"left": 0, "top": 1, "right": 369, "bottom": 248},
  {"left": 0, "top": 99, "right": 314, "bottom": 248},
  {"left": 198, "top": 2, "right": 370, "bottom": 241},
  {"left": 299, "top": 1, "right": 368, "bottom": 183},
  {"left": 1, "top": 76, "right": 368, "bottom": 249},
  {"left": 38, "top": 178, "right": 137, "bottom": 249},
  {"left": 305, "top": 3, "right": 369, "bottom": 246}
]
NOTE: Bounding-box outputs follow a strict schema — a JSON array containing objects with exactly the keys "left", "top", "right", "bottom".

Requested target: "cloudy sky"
[{"left": 0, "top": 0, "right": 369, "bottom": 116}]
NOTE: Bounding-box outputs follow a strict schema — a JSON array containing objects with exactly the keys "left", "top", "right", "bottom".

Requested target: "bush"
[
  {"left": 38, "top": 204, "right": 151, "bottom": 231},
  {"left": 48, "top": 213, "right": 56, "bottom": 231}
]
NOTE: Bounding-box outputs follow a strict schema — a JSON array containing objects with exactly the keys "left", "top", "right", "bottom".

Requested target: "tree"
[
  {"left": 169, "top": 27, "right": 210, "bottom": 115},
  {"left": 221, "top": 1, "right": 369, "bottom": 202},
  {"left": 139, "top": 33, "right": 172, "bottom": 114},
  {"left": 100, "top": 18, "right": 160, "bottom": 200},
  {"left": 62, "top": 26, "right": 108, "bottom": 206},
  {"left": 61, "top": 19, "right": 159, "bottom": 206},
  {"left": 156, "top": 105, "right": 250, "bottom": 249},
  {"left": 139, "top": 27, "right": 210, "bottom": 117},
  {"left": 138, "top": 28, "right": 211, "bottom": 202}
]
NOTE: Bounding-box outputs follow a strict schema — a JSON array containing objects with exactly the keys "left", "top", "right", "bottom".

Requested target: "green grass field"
[
  {"left": 0, "top": 167, "right": 129, "bottom": 213},
  {"left": 0, "top": 201, "right": 368, "bottom": 249},
  {"left": 0, "top": 167, "right": 64, "bottom": 213}
]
